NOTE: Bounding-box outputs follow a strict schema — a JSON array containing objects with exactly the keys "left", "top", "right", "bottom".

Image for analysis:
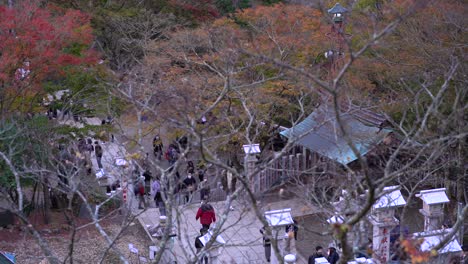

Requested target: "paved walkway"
[{"left": 137, "top": 198, "right": 311, "bottom": 264}]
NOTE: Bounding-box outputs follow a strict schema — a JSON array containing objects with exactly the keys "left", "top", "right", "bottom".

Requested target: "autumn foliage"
[
  {"left": 400, "top": 238, "right": 435, "bottom": 264},
  {"left": 0, "top": 0, "right": 97, "bottom": 88}
]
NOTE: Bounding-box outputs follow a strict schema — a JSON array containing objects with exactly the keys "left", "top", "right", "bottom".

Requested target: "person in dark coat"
[
  {"left": 143, "top": 170, "right": 152, "bottom": 195},
  {"left": 153, "top": 135, "right": 163, "bottom": 160},
  {"left": 196, "top": 203, "right": 216, "bottom": 229},
  {"left": 260, "top": 226, "right": 271, "bottom": 262},
  {"left": 94, "top": 141, "right": 103, "bottom": 168},
  {"left": 197, "top": 165, "right": 206, "bottom": 182},
  {"left": 199, "top": 178, "right": 210, "bottom": 201},
  {"left": 327, "top": 247, "right": 340, "bottom": 264},
  {"left": 86, "top": 138, "right": 94, "bottom": 153},
  {"left": 195, "top": 228, "right": 209, "bottom": 264},
  {"left": 182, "top": 173, "right": 196, "bottom": 203},
  {"left": 187, "top": 160, "right": 195, "bottom": 174},
  {"left": 308, "top": 246, "right": 325, "bottom": 264}
]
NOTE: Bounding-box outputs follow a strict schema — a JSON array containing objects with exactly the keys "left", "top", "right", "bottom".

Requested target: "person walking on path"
[
  {"left": 153, "top": 135, "right": 163, "bottom": 160},
  {"left": 308, "top": 246, "right": 325, "bottom": 264},
  {"left": 327, "top": 247, "right": 340, "bottom": 264},
  {"left": 260, "top": 226, "right": 271, "bottom": 262},
  {"left": 199, "top": 178, "right": 210, "bottom": 202},
  {"left": 165, "top": 145, "right": 179, "bottom": 165},
  {"left": 195, "top": 228, "right": 209, "bottom": 264},
  {"left": 182, "top": 173, "right": 196, "bottom": 204},
  {"left": 285, "top": 220, "right": 299, "bottom": 241},
  {"left": 152, "top": 178, "right": 166, "bottom": 216},
  {"left": 135, "top": 177, "right": 146, "bottom": 209},
  {"left": 94, "top": 141, "right": 103, "bottom": 168},
  {"left": 197, "top": 163, "right": 206, "bottom": 182},
  {"left": 86, "top": 138, "right": 94, "bottom": 152},
  {"left": 196, "top": 203, "right": 216, "bottom": 229},
  {"left": 143, "top": 169, "right": 152, "bottom": 195},
  {"left": 187, "top": 160, "right": 195, "bottom": 174}
]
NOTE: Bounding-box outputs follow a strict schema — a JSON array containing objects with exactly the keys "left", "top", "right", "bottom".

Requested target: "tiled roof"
[{"left": 280, "top": 104, "right": 390, "bottom": 165}]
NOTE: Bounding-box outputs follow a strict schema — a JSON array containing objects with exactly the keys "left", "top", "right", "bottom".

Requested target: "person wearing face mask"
[{"left": 183, "top": 173, "right": 197, "bottom": 203}]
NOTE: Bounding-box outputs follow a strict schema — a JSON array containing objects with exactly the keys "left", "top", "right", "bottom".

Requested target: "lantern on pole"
[
  {"left": 324, "top": 3, "right": 350, "bottom": 82},
  {"left": 328, "top": 3, "right": 348, "bottom": 24}
]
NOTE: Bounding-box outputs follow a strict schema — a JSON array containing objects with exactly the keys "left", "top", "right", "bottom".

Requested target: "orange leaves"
[
  {"left": 401, "top": 238, "right": 434, "bottom": 264},
  {"left": 0, "top": 0, "right": 96, "bottom": 88},
  {"left": 232, "top": 4, "right": 326, "bottom": 62}
]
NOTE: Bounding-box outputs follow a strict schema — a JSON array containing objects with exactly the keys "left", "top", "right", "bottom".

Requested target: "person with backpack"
[
  {"left": 195, "top": 228, "right": 209, "bottom": 264},
  {"left": 94, "top": 141, "right": 103, "bottom": 168},
  {"left": 196, "top": 203, "right": 216, "bottom": 229},
  {"left": 165, "top": 145, "right": 178, "bottom": 165}
]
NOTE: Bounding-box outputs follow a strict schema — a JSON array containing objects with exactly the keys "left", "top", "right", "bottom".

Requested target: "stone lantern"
[
  {"left": 416, "top": 188, "right": 449, "bottom": 231},
  {"left": 243, "top": 143, "right": 261, "bottom": 173},
  {"left": 199, "top": 229, "right": 226, "bottom": 264},
  {"left": 369, "top": 186, "right": 406, "bottom": 264},
  {"left": 243, "top": 143, "right": 261, "bottom": 190},
  {"left": 265, "top": 208, "right": 294, "bottom": 264},
  {"left": 148, "top": 216, "right": 177, "bottom": 261}
]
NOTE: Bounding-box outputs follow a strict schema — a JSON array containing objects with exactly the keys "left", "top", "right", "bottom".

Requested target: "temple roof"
[{"left": 280, "top": 104, "right": 390, "bottom": 165}]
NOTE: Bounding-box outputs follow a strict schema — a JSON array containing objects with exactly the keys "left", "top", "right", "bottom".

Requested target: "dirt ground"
[{"left": 0, "top": 211, "right": 152, "bottom": 264}]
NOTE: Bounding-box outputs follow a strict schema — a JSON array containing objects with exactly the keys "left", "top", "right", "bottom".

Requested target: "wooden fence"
[{"left": 253, "top": 151, "right": 312, "bottom": 194}]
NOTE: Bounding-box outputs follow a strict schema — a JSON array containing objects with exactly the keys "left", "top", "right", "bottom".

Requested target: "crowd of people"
[{"left": 132, "top": 134, "right": 212, "bottom": 211}]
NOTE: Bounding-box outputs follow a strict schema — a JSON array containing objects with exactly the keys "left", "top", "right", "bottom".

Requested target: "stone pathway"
[{"left": 136, "top": 198, "right": 311, "bottom": 263}]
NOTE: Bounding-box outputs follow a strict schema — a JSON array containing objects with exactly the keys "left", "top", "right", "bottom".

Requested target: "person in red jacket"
[{"left": 196, "top": 203, "right": 216, "bottom": 229}]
